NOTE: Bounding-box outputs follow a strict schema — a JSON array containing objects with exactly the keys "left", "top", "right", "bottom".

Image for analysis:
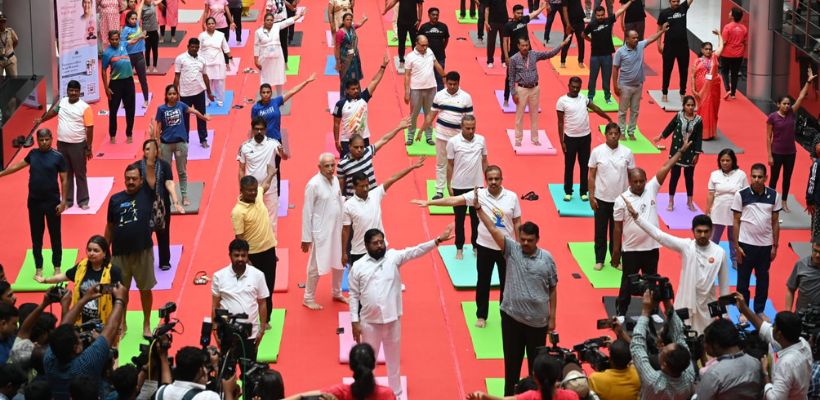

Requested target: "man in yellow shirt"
[
  {"left": 231, "top": 170, "right": 276, "bottom": 323},
  {"left": 588, "top": 339, "right": 641, "bottom": 399}
]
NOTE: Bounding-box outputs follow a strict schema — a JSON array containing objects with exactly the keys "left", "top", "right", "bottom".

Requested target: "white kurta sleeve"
[
  {"left": 348, "top": 268, "right": 361, "bottom": 323},
  {"left": 301, "top": 180, "right": 315, "bottom": 243},
  {"left": 395, "top": 240, "right": 437, "bottom": 266},
  {"left": 253, "top": 30, "right": 262, "bottom": 57},
  {"left": 634, "top": 215, "right": 689, "bottom": 253}
]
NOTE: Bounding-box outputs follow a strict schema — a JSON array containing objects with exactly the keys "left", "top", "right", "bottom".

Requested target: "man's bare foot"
[
  {"left": 303, "top": 301, "right": 323, "bottom": 310},
  {"left": 782, "top": 203, "right": 791, "bottom": 213},
  {"left": 514, "top": 139, "right": 522, "bottom": 147},
  {"left": 53, "top": 267, "right": 61, "bottom": 276},
  {"left": 182, "top": 197, "right": 191, "bottom": 206},
  {"left": 455, "top": 249, "right": 464, "bottom": 260},
  {"left": 34, "top": 269, "right": 43, "bottom": 279},
  {"left": 126, "top": 136, "right": 133, "bottom": 144},
  {"left": 560, "top": 62, "right": 566, "bottom": 68},
  {"left": 143, "top": 326, "right": 152, "bottom": 338},
  {"left": 475, "top": 318, "right": 486, "bottom": 328},
  {"left": 110, "top": 137, "right": 116, "bottom": 144},
  {"left": 578, "top": 63, "right": 586, "bottom": 69},
  {"left": 724, "top": 92, "right": 731, "bottom": 100},
  {"left": 758, "top": 312, "right": 771, "bottom": 322},
  {"left": 661, "top": 95, "right": 668, "bottom": 103},
  {"left": 263, "top": 323, "right": 272, "bottom": 330},
  {"left": 531, "top": 139, "right": 542, "bottom": 146},
  {"left": 333, "top": 295, "right": 349, "bottom": 304},
  {"left": 687, "top": 202, "right": 696, "bottom": 212}
]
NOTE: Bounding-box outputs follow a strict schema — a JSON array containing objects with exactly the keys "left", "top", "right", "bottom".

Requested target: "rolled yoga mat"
[
  {"left": 63, "top": 177, "right": 115, "bottom": 215},
  {"left": 548, "top": 184, "right": 593, "bottom": 217},
  {"left": 438, "top": 245, "right": 500, "bottom": 289},
  {"left": 11, "top": 249, "right": 79, "bottom": 292},
  {"left": 567, "top": 241, "right": 620, "bottom": 289}
]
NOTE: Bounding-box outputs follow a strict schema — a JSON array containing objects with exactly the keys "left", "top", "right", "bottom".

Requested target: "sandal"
[
  {"left": 193, "top": 271, "right": 210, "bottom": 285},
  {"left": 159, "top": 264, "right": 172, "bottom": 271},
  {"left": 521, "top": 191, "right": 539, "bottom": 201},
  {"left": 405, "top": 137, "right": 414, "bottom": 146},
  {"left": 426, "top": 138, "right": 435, "bottom": 146}
]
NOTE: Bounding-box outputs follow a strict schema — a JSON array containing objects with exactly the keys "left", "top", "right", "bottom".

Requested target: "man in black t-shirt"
[
  {"left": 0, "top": 129, "right": 67, "bottom": 279},
  {"left": 584, "top": 1, "right": 633, "bottom": 104},
  {"left": 105, "top": 163, "right": 155, "bottom": 338},
  {"left": 482, "top": 0, "right": 508, "bottom": 68},
  {"left": 418, "top": 7, "right": 450, "bottom": 90},
  {"left": 384, "top": 0, "right": 423, "bottom": 72},
  {"left": 560, "top": 0, "right": 587, "bottom": 68},
  {"left": 619, "top": 0, "right": 645, "bottom": 39},
  {"left": 501, "top": 3, "right": 546, "bottom": 106},
  {"left": 657, "top": 0, "right": 694, "bottom": 102}
]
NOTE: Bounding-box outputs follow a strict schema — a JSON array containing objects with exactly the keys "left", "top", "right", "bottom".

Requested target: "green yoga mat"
[
  {"left": 548, "top": 184, "right": 593, "bottom": 217},
  {"left": 462, "top": 301, "right": 503, "bottom": 359},
  {"left": 426, "top": 180, "right": 454, "bottom": 215},
  {"left": 12, "top": 249, "right": 79, "bottom": 292},
  {"left": 120, "top": 311, "right": 160, "bottom": 365},
  {"left": 580, "top": 90, "right": 618, "bottom": 112},
  {"left": 438, "top": 245, "right": 500, "bottom": 289},
  {"left": 612, "top": 35, "right": 624, "bottom": 47},
  {"left": 567, "top": 241, "right": 622, "bottom": 289},
  {"left": 486, "top": 378, "right": 505, "bottom": 397},
  {"left": 285, "top": 56, "right": 300, "bottom": 76},
  {"left": 455, "top": 10, "right": 479, "bottom": 24},
  {"left": 405, "top": 129, "right": 437, "bottom": 156},
  {"left": 257, "top": 308, "right": 286, "bottom": 362},
  {"left": 387, "top": 31, "right": 413, "bottom": 47},
  {"left": 597, "top": 125, "right": 661, "bottom": 154}
]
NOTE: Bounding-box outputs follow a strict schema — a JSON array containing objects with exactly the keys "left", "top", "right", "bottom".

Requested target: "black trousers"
[
  {"left": 145, "top": 31, "right": 159, "bottom": 67},
  {"left": 181, "top": 91, "right": 208, "bottom": 143},
  {"left": 350, "top": 253, "right": 365, "bottom": 265},
  {"left": 475, "top": 244, "right": 506, "bottom": 320},
  {"left": 279, "top": 25, "right": 289, "bottom": 62},
  {"left": 563, "top": 134, "right": 591, "bottom": 196},
  {"left": 128, "top": 53, "right": 150, "bottom": 101},
  {"left": 274, "top": 154, "right": 282, "bottom": 197},
  {"left": 154, "top": 209, "right": 172, "bottom": 267},
  {"left": 217, "top": 27, "right": 230, "bottom": 41},
  {"left": 615, "top": 249, "right": 659, "bottom": 315},
  {"left": 459, "top": 0, "right": 476, "bottom": 17},
  {"left": 737, "top": 242, "right": 771, "bottom": 314},
  {"left": 397, "top": 22, "right": 417, "bottom": 62},
  {"left": 503, "top": 51, "right": 517, "bottom": 102},
  {"left": 662, "top": 43, "right": 690, "bottom": 96},
  {"left": 28, "top": 198, "right": 62, "bottom": 270},
  {"left": 108, "top": 77, "right": 135, "bottom": 138},
  {"left": 527, "top": 0, "right": 539, "bottom": 11},
  {"left": 501, "top": 311, "right": 548, "bottom": 396},
  {"left": 486, "top": 23, "right": 504, "bottom": 64},
  {"left": 477, "top": 4, "right": 486, "bottom": 39},
  {"left": 248, "top": 247, "right": 277, "bottom": 320},
  {"left": 543, "top": 3, "right": 565, "bottom": 40},
  {"left": 770, "top": 153, "right": 796, "bottom": 200},
  {"left": 452, "top": 187, "right": 479, "bottom": 250},
  {"left": 230, "top": 7, "right": 243, "bottom": 43},
  {"left": 286, "top": 7, "right": 296, "bottom": 41},
  {"left": 560, "top": 22, "right": 586, "bottom": 64},
  {"left": 159, "top": 26, "right": 177, "bottom": 38},
  {"left": 593, "top": 199, "right": 615, "bottom": 264},
  {"left": 669, "top": 165, "right": 695, "bottom": 197},
  {"left": 720, "top": 56, "right": 742, "bottom": 96}
]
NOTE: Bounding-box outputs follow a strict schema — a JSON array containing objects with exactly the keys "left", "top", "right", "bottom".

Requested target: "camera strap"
[{"left": 155, "top": 385, "right": 204, "bottom": 400}]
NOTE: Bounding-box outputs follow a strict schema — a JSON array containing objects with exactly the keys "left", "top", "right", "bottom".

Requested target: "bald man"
[
  {"left": 404, "top": 34, "right": 446, "bottom": 146},
  {"left": 612, "top": 141, "right": 690, "bottom": 317}
]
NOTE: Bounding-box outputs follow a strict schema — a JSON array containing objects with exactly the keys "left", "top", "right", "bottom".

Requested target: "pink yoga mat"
[
  {"left": 63, "top": 177, "right": 114, "bottom": 215},
  {"left": 494, "top": 90, "right": 540, "bottom": 113},
  {"left": 338, "top": 312, "right": 386, "bottom": 363},
  {"left": 225, "top": 57, "right": 242, "bottom": 76},
  {"left": 477, "top": 57, "right": 506, "bottom": 76},
  {"left": 327, "top": 91, "right": 340, "bottom": 112},
  {"left": 505, "top": 129, "right": 557, "bottom": 155},
  {"left": 185, "top": 130, "right": 215, "bottom": 160},
  {"left": 228, "top": 29, "right": 250, "bottom": 47},
  {"left": 325, "top": 30, "right": 334, "bottom": 48},
  {"left": 342, "top": 377, "right": 406, "bottom": 400},
  {"left": 130, "top": 245, "right": 183, "bottom": 291},
  {"left": 117, "top": 93, "right": 153, "bottom": 117},
  {"left": 325, "top": 132, "right": 340, "bottom": 158},
  {"left": 95, "top": 131, "right": 144, "bottom": 160},
  {"left": 277, "top": 180, "right": 289, "bottom": 217},
  {"left": 274, "top": 248, "right": 288, "bottom": 292},
  {"left": 295, "top": 7, "right": 305, "bottom": 23},
  {"left": 656, "top": 193, "right": 705, "bottom": 230}
]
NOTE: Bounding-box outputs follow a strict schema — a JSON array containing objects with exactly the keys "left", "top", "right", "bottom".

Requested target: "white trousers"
[
  {"left": 304, "top": 265, "right": 343, "bottom": 302},
  {"left": 435, "top": 137, "right": 449, "bottom": 193},
  {"left": 262, "top": 184, "right": 279, "bottom": 235},
  {"left": 361, "top": 319, "right": 402, "bottom": 396}
]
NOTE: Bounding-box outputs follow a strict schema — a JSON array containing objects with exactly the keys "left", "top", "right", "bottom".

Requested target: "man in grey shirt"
[
  {"left": 471, "top": 189, "right": 557, "bottom": 396},
  {"left": 612, "top": 24, "right": 666, "bottom": 140},
  {"left": 696, "top": 318, "right": 763, "bottom": 399},
  {"left": 786, "top": 242, "right": 820, "bottom": 312}
]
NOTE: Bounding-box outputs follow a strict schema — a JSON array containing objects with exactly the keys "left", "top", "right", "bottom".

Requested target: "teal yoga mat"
[
  {"left": 438, "top": 245, "right": 500, "bottom": 289},
  {"left": 548, "top": 184, "right": 593, "bottom": 217}
]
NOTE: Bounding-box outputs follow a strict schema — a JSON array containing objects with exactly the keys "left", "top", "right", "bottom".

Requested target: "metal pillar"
[{"left": 747, "top": 0, "right": 789, "bottom": 105}]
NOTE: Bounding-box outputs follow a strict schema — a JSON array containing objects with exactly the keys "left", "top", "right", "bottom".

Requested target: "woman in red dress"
[{"left": 690, "top": 31, "right": 723, "bottom": 141}]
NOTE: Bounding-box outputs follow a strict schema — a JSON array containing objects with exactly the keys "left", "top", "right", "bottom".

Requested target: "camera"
[
  {"left": 797, "top": 304, "right": 820, "bottom": 339},
  {"left": 628, "top": 274, "right": 674, "bottom": 302},
  {"left": 707, "top": 295, "right": 738, "bottom": 318},
  {"left": 537, "top": 332, "right": 581, "bottom": 366},
  {"left": 243, "top": 362, "right": 272, "bottom": 398},
  {"left": 77, "top": 319, "right": 103, "bottom": 349},
  {"left": 131, "top": 302, "right": 178, "bottom": 368},
  {"left": 212, "top": 309, "right": 254, "bottom": 380},
  {"left": 46, "top": 284, "right": 68, "bottom": 303},
  {"left": 572, "top": 337, "right": 611, "bottom": 372}
]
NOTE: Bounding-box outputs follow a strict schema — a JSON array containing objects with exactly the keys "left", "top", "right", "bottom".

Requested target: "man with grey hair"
[
  {"left": 404, "top": 34, "right": 445, "bottom": 146},
  {"left": 301, "top": 153, "right": 345, "bottom": 310}
]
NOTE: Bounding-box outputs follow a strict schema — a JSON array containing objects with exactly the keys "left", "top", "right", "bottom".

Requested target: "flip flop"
[
  {"left": 193, "top": 271, "right": 210, "bottom": 285},
  {"left": 521, "top": 191, "right": 539, "bottom": 201}
]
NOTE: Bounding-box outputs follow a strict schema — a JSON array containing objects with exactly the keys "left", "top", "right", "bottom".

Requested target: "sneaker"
[
  {"left": 487, "top": 62, "right": 493, "bottom": 68},
  {"left": 580, "top": 194, "right": 589, "bottom": 202},
  {"left": 593, "top": 262, "right": 604, "bottom": 271},
  {"left": 216, "top": 101, "right": 224, "bottom": 107},
  {"left": 397, "top": 62, "right": 405, "bottom": 74},
  {"left": 432, "top": 192, "right": 444, "bottom": 200},
  {"left": 605, "top": 98, "right": 613, "bottom": 104},
  {"left": 651, "top": 314, "right": 665, "bottom": 324},
  {"left": 563, "top": 194, "right": 572, "bottom": 202},
  {"left": 615, "top": 315, "right": 625, "bottom": 325}
]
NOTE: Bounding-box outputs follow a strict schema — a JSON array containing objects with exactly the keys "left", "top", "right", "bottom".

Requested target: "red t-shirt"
[
  {"left": 721, "top": 22, "right": 748, "bottom": 58},
  {"left": 516, "top": 389, "right": 580, "bottom": 400},
  {"left": 324, "top": 383, "right": 396, "bottom": 400}
]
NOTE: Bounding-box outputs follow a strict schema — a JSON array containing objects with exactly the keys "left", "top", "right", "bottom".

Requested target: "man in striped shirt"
[
  {"left": 337, "top": 118, "right": 409, "bottom": 197},
  {"left": 418, "top": 71, "right": 473, "bottom": 200}
]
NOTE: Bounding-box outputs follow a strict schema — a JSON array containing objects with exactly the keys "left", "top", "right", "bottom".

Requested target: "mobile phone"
[
  {"left": 596, "top": 318, "right": 612, "bottom": 329},
  {"left": 718, "top": 294, "right": 737, "bottom": 306},
  {"left": 99, "top": 283, "right": 113, "bottom": 295}
]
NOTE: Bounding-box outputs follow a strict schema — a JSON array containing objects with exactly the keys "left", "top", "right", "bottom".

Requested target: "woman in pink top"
[
  {"left": 466, "top": 353, "right": 580, "bottom": 400},
  {"left": 720, "top": 7, "right": 747, "bottom": 100},
  {"left": 158, "top": 0, "right": 184, "bottom": 43},
  {"left": 203, "top": 0, "right": 236, "bottom": 40},
  {"left": 98, "top": 0, "right": 123, "bottom": 50}
]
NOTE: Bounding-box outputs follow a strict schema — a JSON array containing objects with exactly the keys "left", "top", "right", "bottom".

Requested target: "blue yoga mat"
[
  {"left": 726, "top": 300, "right": 777, "bottom": 331},
  {"left": 342, "top": 267, "right": 350, "bottom": 292},
  {"left": 548, "top": 184, "right": 593, "bottom": 217},
  {"left": 716, "top": 241, "right": 755, "bottom": 287},
  {"left": 325, "top": 55, "right": 338, "bottom": 76},
  {"left": 205, "top": 91, "right": 234, "bottom": 116}
]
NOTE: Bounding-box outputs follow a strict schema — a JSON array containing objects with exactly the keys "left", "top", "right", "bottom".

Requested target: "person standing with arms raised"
[{"left": 657, "top": 0, "right": 694, "bottom": 104}]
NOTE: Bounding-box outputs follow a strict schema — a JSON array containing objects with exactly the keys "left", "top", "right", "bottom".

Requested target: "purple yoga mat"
[
  {"left": 524, "top": 8, "right": 547, "bottom": 24},
  {"left": 277, "top": 180, "right": 289, "bottom": 217},
  {"left": 185, "top": 130, "right": 216, "bottom": 160},
  {"left": 130, "top": 245, "right": 183, "bottom": 291},
  {"left": 494, "top": 90, "right": 540, "bottom": 113},
  {"left": 227, "top": 29, "right": 250, "bottom": 47},
  {"left": 225, "top": 57, "right": 242, "bottom": 76},
  {"left": 327, "top": 91, "right": 340, "bottom": 112},
  {"left": 95, "top": 131, "right": 144, "bottom": 160},
  {"left": 63, "top": 177, "right": 114, "bottom": 215},
  {"left": 656, "top": 193, "right": 705, "bottom": 230},
  {"left": 117, "top": 93, "right": 153, "bottom": 117}
]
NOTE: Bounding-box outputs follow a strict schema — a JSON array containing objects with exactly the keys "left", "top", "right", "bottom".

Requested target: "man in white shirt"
[
  {"left": 238, "top": 117, "right": 283, "bottom": 233},
  {"left": 342, "top": 158, "right": 425, "bottom": 266},
  {"left": 732, "top": 163, "right": 781, "bottom": 316},
  {"left": 349, "top": 224, "right": 454, "bottom": 397},
  {"left": 623, "top": 203, "right": 729, "bottom": 333},
  {"left": 446, "top": 115, "right": 488, "bottom": 260},
  {"left": 404, "top": 34, "right": 445, "bottom": 146},
  {"left": 613, "top": 142, "right": 689, "bottom": 316},
  {"left": 155, "top": 347, "right": 237, "bottom": 400},
  {"left": 418, "top": 71, "right": 474, "bottom": 200},
  {"left": 211, "top": 239, "right": 270, "bottom": 357},
  {"left": 588, "top": 123, "right": 635, "bottom": 271},
  {"left": 557, "top": 76, "right": 613, "bottom": 202},
  {"left": 302, "top": 153, "right": 346, "bottom": 310},
  {"left": 413, "top": 165, "right": 521, "bottom": 329},
  {"left": 735, "top": 292, "right": 812, "bottom": 400},
  {"left": 174, "top": 38, "right": 214, "bottom": 148},
  {"left": 35, "top": 80, "right": 94, "bottom": 209}
]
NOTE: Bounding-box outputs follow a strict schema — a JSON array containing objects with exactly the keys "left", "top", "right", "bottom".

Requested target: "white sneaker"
[
  {"left": 397, "top": 62, "right": 405, "bottom": 74},
  {"left": 651, "top": 314, "right": 665, "bottom": 324},
  {"left": 487, "top": 62, "right": 494, "bottom": 68}
]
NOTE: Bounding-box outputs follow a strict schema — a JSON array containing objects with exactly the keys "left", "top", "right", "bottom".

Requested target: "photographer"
[
  {"left": 154, "top": 346, "right": 238, "bottom": 400},
  {"left": 0, "top": 302, "right": 18, "bottom": 364},
  {"left": 808, "top": 331, "right": 820, "bottom": 399},
  {"left": 695, "top": 318, "right": 762, "bottom": 399},
  {"left": 629, "top": 290, "right": 695, "bottom": 400},
  {"left": 785, "top": 241, "right": 820, "bottom": 312},
  {"left": 133, "top": 333, "right": 173, "bottom": 399},
  {"left": 587, "top": 339, "right": 639, "bottom": 400},
  {"left": 7, "top": 289, "right": 58, "bottom": 373},
  {"left": 44, "top": 282, "right": 127, "bottom": 399},
  {"left": 735, "top": 292, "right": 812, "bottom": 399}
]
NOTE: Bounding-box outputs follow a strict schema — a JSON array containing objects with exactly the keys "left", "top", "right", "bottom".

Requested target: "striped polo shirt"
[
  {"left": 432, "top": 88, "right": 474, "bottom": 140},
  {"left": 731, "top": 186, "right": 782, "bottom": 246},
  {"left": 337, "top": 145, "right": 377, "bottom": 197}
]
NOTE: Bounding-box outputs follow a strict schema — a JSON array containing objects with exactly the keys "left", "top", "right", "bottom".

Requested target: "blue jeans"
[{"left": 588, "top": 54, "right": 613, "bottom": 101}]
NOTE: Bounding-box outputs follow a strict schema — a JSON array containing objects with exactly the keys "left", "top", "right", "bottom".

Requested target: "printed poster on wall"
[{"left": 56, "top": 0, "right": 100, "bottom": 103}]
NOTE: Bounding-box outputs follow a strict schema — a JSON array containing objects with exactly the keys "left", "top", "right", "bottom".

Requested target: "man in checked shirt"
[{"left": 508, "top": 36, "right": 571, "bottom": 147}]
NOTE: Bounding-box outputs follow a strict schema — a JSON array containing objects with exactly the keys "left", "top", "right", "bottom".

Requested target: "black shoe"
[{"left": 432, "top": 192, "right": 444, "bottom": 200}]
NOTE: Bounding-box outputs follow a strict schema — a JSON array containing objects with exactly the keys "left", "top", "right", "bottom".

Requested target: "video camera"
[
  {"left": 538, "top": 332, "right": 611, "bottom": 372},
  {"left": 707, "top": 295, "right": 737, "bottom": 318},
  {"left": 628, "top": 274, "right": 674, "bottom": 302},
  {"left": 131, "top": 302, "right": 178, "bottom": 368},
  {"left": 797, "top": 304, "right": 820, "bottom": 339},
  {"left": 46, "top": 283, "right": 68, "bottom": 303},
  {"left": 208, "top": 309, "right": 254, "bottom": 381}
]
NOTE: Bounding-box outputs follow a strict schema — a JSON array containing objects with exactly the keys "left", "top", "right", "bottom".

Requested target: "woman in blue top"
[
  {"left": 250, "top": 73, "right": 316, "bottom": 194},
  {"left": 148, "top": 84, "right": 210, "bottom": 206},
  {"left": 122, "top": 1, "right": 151, "bottom": 107}
]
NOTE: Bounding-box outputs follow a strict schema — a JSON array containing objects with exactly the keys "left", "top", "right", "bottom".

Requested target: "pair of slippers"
[{"left": 521, "top": 191, "right": 539, "bottom": 201}]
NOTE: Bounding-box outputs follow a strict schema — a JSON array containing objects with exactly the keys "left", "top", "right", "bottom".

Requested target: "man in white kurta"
[
  {"left": 349, "top": 225, "right": 453, "bottom": 397},
  {"left": 626, "top": 205, "right": 730, "bottom": 333},
  {"left": 301, "top": 153, "right": 345, "bottom": 310},
  {"left": 238, "top": 118, "right": 281, "bottom": 233}
]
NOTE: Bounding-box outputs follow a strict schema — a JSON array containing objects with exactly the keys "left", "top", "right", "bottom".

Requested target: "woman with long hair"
[
  {"left": 142, "top": 0, "right": 161, "bottom": 73},
  {"left": 121, "top": 3, "right": 151, "bottom": 108},
  {"left": 653, "top": 95, "right": 703, "bottom": 212},
  {"left": 466, "top": 352, "right": 580, "bottom": 399},
  {"left": 334, "top": 13, "right": 367, "bottom": 93},
  {"left": 250, "top": 370, "right": 286, "bottom": 400},
  {"left": 35, "top": 235, "right": 122, "bottom": 325},
  {"left": 706, "top": 148, "right": 747, "bottom": 265},
  {"left": 139, "top": 139, "right": 185, "bottom": 271},
  {"left": 690, "top": 33, "right": 723, "bottom": 141},
  {"left": 253, "top": 9, "right": 304, "bottom": 95},
  {"left": 198, "top": 17, "right": 232, "bottom": 107}
]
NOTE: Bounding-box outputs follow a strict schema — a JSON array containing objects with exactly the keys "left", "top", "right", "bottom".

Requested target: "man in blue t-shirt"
[
  {"left": 0, "top": 129, "right": 67, "bottom": 278},
  {"left": 101, "top": 30, "right": 136, "bottom": 144}
]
